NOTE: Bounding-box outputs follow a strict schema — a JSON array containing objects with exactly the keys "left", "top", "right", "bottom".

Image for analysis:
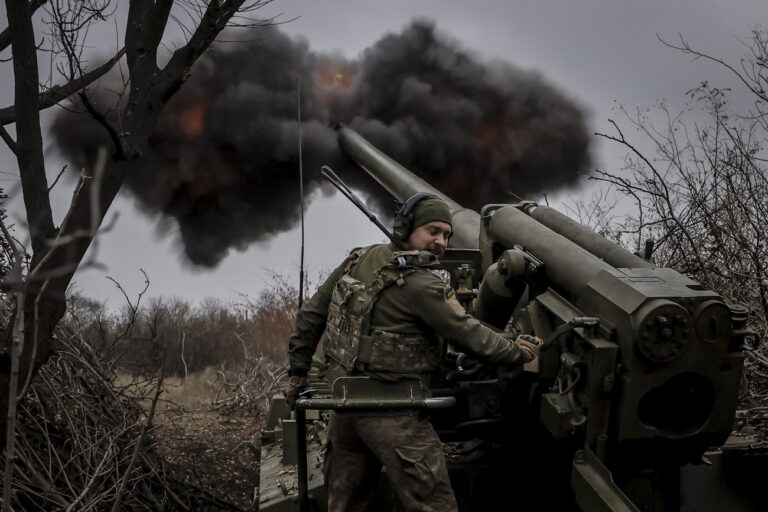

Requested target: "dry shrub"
[
  {"left": 235, "top": 273, "right": 302, "bottom": 365},
  {"left": 0, "top": 269, "right": 312, "bottom": 510},
  {"left": 148, "top": 360, "right": 286, "bottom": 415},
  {"left": 0, "top": 324, "right": 178, "bottom": 511},
  {"left": 67, "top": 272, "right": 309, "bottom": 378},
  {"left": 588, "top": 28, "right": 768, "bottom": 433},
  {"left": 0, "top": 287, "right": 281, "bottom": 511},
  {"left": 64, "top": 272, "right": 319, "bottom": 418},
  {"left": 208, "top": 354, "right": 287, "bottom": 414}
]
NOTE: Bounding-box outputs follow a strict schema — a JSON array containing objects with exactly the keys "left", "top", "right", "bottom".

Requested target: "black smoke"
[{"left": 51, "top": 20, "right": 592, "bottom": 266}]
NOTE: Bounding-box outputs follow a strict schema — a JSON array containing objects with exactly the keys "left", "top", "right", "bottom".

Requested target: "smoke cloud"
[{"left": 51, "top": 20, "right": 592, "bottom": 266}]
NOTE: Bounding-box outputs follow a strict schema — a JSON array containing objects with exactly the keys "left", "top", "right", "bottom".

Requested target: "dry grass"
[{"left": 115, "top": 367, "right": 221, "bottom": 412}]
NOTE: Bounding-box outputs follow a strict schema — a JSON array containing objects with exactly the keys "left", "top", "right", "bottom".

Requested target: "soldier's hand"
[
  {"left": 515, "top": 334, "right": 543, "bottom": 362},
  {"left": 286, "top": 375, "right": 308, "bottom": 410}
]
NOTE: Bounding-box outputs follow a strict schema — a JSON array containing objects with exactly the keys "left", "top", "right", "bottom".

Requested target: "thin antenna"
[{"left": 297, "top": 79, "right": 306, "bottom": 309}]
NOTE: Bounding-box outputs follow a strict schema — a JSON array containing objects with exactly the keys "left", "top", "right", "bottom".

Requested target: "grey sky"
[{"left": 1, "top": 0, "right": 766, "bottom": 307}]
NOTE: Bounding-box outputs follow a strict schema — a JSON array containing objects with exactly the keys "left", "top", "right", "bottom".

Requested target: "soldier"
[{"left": 286, "top": 193, "right": 541, "bottom": 512}]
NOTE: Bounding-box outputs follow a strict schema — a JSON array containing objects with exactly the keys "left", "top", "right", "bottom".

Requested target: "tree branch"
[
  {"left": 0, "top": 0, "right": 48, "bottom": 54},
  {"left": 0, "top": 125, "right": 18, "bottom": 155},
  {"left": 0, "top": 48, "right": 125, "bottom": 126},
  {"left": 125, "top": 1, "right": 157, "bottom": 75},
  {"left": 147, "top": 0, "right": 175, "bottom": 53},
  {"left": 47, "top": 164, "right": 67, "bottom": 193},
  {"left": 660, "top": 34, "right": 768, "bottom": 104},
  {"left": 164, "top": 0, "right": 248, "bottom": 85},
  {"left": 78, "top": 91, "right": 126, "bottom": 159},
  {"left": 596, "top": 119, "right": 711, "bottom": 281}
]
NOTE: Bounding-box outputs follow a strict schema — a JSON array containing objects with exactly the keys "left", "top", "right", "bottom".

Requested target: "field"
[
  {"left": 0, "top": 281, "right": 298, "bottom": 511},
  {"left": 149, "top": 370, "right": 267, "bottom": 510}
]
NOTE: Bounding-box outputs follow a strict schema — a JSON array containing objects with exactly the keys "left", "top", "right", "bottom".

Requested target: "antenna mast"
[{"left": 297, "top": 79, "right": 306, "bottom": 309}]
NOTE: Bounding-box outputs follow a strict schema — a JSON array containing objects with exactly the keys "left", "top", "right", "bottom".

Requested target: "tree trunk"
[{"left": 0, "top": 0, "right": 253, "bottom": 446}]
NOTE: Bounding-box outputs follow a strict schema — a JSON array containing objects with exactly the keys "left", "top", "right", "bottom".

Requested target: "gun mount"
[{"left": 258, "top": 126, "right": 763, "bottom": 512}]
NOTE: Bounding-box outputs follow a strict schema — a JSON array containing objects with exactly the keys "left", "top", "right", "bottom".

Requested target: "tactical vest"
[{"left": 324, "top": 248, "right": 443, "bottom": 374}]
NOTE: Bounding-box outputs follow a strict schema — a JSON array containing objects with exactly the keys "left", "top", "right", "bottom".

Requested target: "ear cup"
[
  {"left": 393, "top": 193, "right": 436, "bottom": 241},
  {"left": 392, "top": 213, "right": 410, "bottom": 241}
]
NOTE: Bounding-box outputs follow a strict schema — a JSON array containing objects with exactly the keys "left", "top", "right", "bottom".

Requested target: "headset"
[{"left": 392, "top": 192, "right": 437, "bottom": 241}]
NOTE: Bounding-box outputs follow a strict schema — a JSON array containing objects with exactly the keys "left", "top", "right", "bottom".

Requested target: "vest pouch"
[
  {"left": 325, "top": 274, "right": 372, "bottom": 370},
  {"left": 362, "top": 330, "right": 441, "bottom": 374}
]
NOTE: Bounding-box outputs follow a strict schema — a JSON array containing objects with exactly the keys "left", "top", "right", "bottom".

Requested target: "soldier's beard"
[
  {"left": 430, "top": 246, "right": 445, "bottom": 259},
  {"left": 404, "top": 237, "right": 444, "bottom": 259}
]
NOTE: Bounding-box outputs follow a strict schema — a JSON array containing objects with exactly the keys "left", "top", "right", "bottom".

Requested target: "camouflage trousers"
[{"left": 324, "top": 411, "right": 459, "bottom": 512}]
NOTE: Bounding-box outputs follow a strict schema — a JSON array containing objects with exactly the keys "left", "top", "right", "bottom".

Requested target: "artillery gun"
[{"left": 257, "top": 126, "right": 764, "bottom": 512}]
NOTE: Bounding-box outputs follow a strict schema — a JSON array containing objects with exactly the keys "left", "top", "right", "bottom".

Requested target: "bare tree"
[
  {"left": 0, "top": 0, "right": 277, "bottom": 446},
  {"left": 593, "top": 28, "right": 768, "bottom": 426}
]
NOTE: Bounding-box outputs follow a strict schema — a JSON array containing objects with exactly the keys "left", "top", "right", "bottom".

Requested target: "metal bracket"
[{"left": 572, "top": 448, "right": 641, "bottom": 512}]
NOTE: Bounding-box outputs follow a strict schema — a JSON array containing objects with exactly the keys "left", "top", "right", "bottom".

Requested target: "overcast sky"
[{"left": 1, "top": 0, "right": 767, "bottom": 307}]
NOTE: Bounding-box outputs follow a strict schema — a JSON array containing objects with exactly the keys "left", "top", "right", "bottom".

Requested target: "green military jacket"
[{"left": 287, "top": 243, "right": 527, "bottom": 381}]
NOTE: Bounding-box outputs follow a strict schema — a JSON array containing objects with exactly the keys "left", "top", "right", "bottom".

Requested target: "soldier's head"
[{"left": 394, "top": 193, "right": 453, "bottom": 258}]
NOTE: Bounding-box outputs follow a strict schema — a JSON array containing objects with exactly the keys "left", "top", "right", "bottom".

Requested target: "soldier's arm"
[
  {"left": 407, "top": 273, "right": 529, "bottom": 365},
  {"left": 287, "top": 258, "right": 349, "bottom": 376}
]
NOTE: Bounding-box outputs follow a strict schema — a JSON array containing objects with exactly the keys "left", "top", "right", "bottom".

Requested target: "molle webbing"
[
  {"left": 343, "top": 246, "right": 370, "bottom": 273},
  {"left": 324, "top": 249, "right": 441, "bottom": 374},
  {"left": 356, "top": 330, "right": 440, "bottom": 373}
]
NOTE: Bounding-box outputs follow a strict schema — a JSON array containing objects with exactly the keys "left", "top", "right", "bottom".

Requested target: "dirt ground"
[{"left": 154, "top": 405, "right": 265, "bottom": 511}]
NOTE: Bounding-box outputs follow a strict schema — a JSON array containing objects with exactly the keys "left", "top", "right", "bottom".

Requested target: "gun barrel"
[
  {"left": 336, "top": 124, "right": 481, "bottom": 249},
  {"left": 522, "top": 203, "right": 654, "bottom": 269},
  {"left": 488, "top": 206, "right": 617, "bottom": 298}
]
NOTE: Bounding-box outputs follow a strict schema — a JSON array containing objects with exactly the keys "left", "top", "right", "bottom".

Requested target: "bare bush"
[
  {"left": 591, "top": 28, "right": 768, "bottom": 430},
  {"left": 0, "top": 319, "right": 174, "bottom": 511},
  {"left": 0, "top": 268, "right": 280, "bottom": 511},
  {"left": 210, "top": 354, "right": 287, "bottom": 413},
  {"left": 234, "top": 272, "right": 307, "bottom": 365},
  {"left": 65, "top": 273, "right": 310, "bottom": 398}
]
